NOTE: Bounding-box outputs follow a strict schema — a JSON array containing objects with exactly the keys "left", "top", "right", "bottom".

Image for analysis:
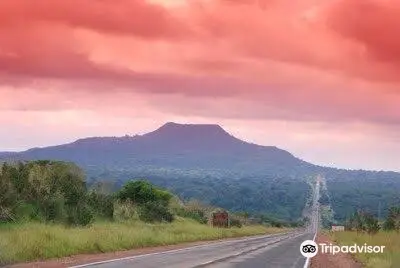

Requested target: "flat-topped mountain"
[
  {"left": 2, "top": 122, "right": 399, "bottom": 221},
  {"left": 2, "top": 122, "right": 312, "bottom": 174}
]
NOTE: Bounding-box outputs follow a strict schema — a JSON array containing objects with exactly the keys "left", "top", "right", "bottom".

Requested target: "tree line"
[
  {"left": 345, "top": 207, "right": 400, "bottom": 234},
  {"left": 0, "top": 161, "right": 179, "bottom": 226},
  {"left": 1, "top": 160, "right": 280, "bottom": 228}
]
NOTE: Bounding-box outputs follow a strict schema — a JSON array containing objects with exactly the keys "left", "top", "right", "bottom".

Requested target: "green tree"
[
  {"left": 364, "top": 213, "right": 380, "bottom": 235},
  {"left": 383, "top": 207, "right": 400, "bottom": 232},
  {"left": 117, "top": 180, "right": 174, "bottom": 223},
  {"left": 0, "top": 161, "right": 93, "bottom": 226},
  {"left": 0, "top": 163, "right": 17, "bottom": 222},
  {"left": 117, "top": 180, "right": 172, "bottom": 206},
  {"left": 87, "top": 190, "right": 114, "bottom": 219},
  {"left": 138, "top": 201, "right": 174, "bottom": 223}
]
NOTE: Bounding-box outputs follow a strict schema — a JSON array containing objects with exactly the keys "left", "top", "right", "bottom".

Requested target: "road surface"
[{"left": 71, "top": 179, "right": 321, "bottom": 268}]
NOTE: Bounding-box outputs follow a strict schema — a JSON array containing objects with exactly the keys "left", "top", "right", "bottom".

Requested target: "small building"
[{"left": 331, "top": 225, "right": 345, "bottom": 232}]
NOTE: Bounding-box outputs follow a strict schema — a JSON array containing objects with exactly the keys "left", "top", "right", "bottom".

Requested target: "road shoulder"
[{"left": 310, "top": 233, "right": 362, "bottom": 268}]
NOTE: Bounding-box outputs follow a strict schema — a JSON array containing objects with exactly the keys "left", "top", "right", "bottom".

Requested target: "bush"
[
  {"left": 383, "top": 207, "right": 400, "bottom": 232},
  {"left": 383, "top": 217, "right": 396, "bottom": 231},
  {"left": 77, "top": 206, "right": 94, "bottom": 226},
  {"left": 87, "top": 191, "right": 114, "bottom": 219},
  {"left": 117, "top": 180, "right": 172, "bottom": 206},
  {"left": 66, "top": 205, "right": 94, "bottom": 226},
  {"left": 176, "top": 208, "right": 207, "bottom": 224},
  {"left": 138, "top": 202, "right": 174, "bottom": 223},
  {"left": 113, "top": 201, "right": 138, "bottom": 221},
  {"left": 230, "top": 218, "right": 243, "bottom": 228},
  {"left": 0, "top": 161, "right": 89, "bottom": 226},
  {"left": 346, "top": 211, "right": 381, "bottom": 234}
]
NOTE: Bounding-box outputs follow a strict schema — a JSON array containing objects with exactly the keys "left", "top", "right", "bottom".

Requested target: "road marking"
[
  {"left": 69, "top": 232, "right": 293, "bottom": 268},
  {"left": 302, "top": 232, "right": 318, "bottom": 268},
  {"left": 193, "top": 232, "right": 305, "bottom": 268}
]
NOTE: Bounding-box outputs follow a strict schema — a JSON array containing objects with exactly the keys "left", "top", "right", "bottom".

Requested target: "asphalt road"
[
  {"left": 71, "top": 179, "right": 321, "bottom": 268},
  {"left": 71, "top": 231, "right": 314, "bottom": 268}
]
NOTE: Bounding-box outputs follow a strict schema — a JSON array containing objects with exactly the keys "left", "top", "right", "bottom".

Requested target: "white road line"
[
  {"left": 302, "top": 232, "right": 318, "bottom": 268},
  {"left": 193, "top": 233, "right": 303, "bottom": 268}
]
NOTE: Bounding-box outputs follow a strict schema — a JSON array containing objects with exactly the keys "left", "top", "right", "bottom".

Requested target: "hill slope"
[
  {"left": 1, "top": 122, "right": 399, "bottom": 222},
  {"left": 3, "top": 122, "right": 315, "bottom": 176}
]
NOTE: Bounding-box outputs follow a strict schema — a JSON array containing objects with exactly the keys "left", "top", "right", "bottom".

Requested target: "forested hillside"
[
  {"left": 1, "top": 122, "right": 399, "bottom": 223},
  {"left": 322, "top": 169, "right": 400, "bottom": 222},
  {"left": 88, "top": 174, "right": 310, "bottom": 221}
]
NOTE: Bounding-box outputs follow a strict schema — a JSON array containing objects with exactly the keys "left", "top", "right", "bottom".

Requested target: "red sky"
[{"left": 1, "top": 0, "right": 399, "bottom": 171}]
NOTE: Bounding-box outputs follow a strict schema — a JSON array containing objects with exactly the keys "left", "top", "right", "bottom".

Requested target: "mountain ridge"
[
  {"left": 1, "top": 122, "right": 399, "bottom": 221},
  {"left": 0, "top": 122, "right": 396, "bottom": 174},
  {"left": 0, "top": 122, "right": 305, "bottom": 169},
  {"left": 1, "top": 122, "right": 398, "bottom": 176}
]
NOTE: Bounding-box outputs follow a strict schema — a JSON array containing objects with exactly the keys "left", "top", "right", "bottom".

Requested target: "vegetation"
[
  {"left": 320, "top": 205, "right": 335, "bottom": 229},
  {"left": 2, "top": 123, "right": 400, "bottom": 225},
  {"left": 323, "top": 169, "right": 400, "bottom": 222},
  {"left": 383, "top": 207, "right": 400, "bottom": 231},
  {"left": 116, "top": 180, "right": 174, "bottom": 223},
  {"left": 0, "top": 123, "right": 317, "bottom": 222},
  {"left": 0, "top": 161, "right": 94, "bottom": 226},
  {"left": 331, "top": 231, "right": 400, "bottom": 268},
  {"left": 0, "top": 160, "right": 288, "bottom": 265},
  {"left": 330, "top": 208, "right": 400, "bottom": 267},
  {"left": 345, "top": 211, "right": 380, "bottom": 235},
  {"left": 89, "top": 173, "right": 311, "bottom": 221},
  {"left": 344, "top": 207, "right": 399, "bottom": 234},
  {"left": 0, "top": 219, "right": 284, "bottom": 265}
]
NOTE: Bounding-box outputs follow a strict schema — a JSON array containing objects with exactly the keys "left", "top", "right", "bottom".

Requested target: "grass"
[
  {"left": 0, "top": 218, "right": 286, "bottom": 265},
  {"left": 330, "top": 231, "right": 400, "bottom": 268}
]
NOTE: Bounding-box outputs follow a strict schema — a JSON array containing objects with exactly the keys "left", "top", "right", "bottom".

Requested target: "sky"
[{"left": 1, "top": 0, "right": 399, "bottom": 171}]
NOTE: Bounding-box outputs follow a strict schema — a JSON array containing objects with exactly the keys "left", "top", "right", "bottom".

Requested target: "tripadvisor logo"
[
  {"left": 300, "top": 240, "right": 385, "bottom": 258},
  {"left": 300, "top": 240, "right": 318, "bottom": 258},
  {"left": 319, "top": 243, "right": 385, "bottom": 255}
]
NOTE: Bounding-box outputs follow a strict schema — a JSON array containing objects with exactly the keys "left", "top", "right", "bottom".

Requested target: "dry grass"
[
  {"left": 331, "top": 231, "right": 400, "bottom": 268},
  {"left": 0, "top": 218, "right": 285, "bottom": 265}
]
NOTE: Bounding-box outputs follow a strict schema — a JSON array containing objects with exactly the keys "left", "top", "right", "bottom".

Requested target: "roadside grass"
[
  {"left": 0, "top": 218, "right": 286, "bottom": 265},
  {"left": 330, "top": 231, "right": 400, "bottom": 268}
]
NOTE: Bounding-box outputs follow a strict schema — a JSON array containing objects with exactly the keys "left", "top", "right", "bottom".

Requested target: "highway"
[
  {"left": 308, "top": 176, "right": 320, "bottom": 234},
  {"left": 71, "top": 179, "right": 320, "bottom": 268}
]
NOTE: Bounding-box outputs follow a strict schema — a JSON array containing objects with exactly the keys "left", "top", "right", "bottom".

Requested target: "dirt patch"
[{"left": 311, "top": 233, "right": 362, "bottom": 268}]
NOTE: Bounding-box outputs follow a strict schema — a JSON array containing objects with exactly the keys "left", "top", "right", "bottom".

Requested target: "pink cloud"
[
  {"left": 327, "top": 0, "right": 400, "bottom": 64},
  {"left": 1, "top": 0, "right": 399, "bottom": 83},
  {"left": 0, "top": 0, "right": 399, "bottom": 128},
  {"left": 0, "top": 0, "right": 187, "bottom": 38}
]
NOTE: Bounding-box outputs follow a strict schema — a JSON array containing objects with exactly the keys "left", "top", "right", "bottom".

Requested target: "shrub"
[
  {"left": 77, "top": 206, "right": 94, "bottom": 226},
  {"left": 176, "top": 208, "right": 207, "bottom": 224},
  {"left": 113, "top": 201, "right": 138, "bottom": 221},
  {"left": 230, "top": 218, "right": 243, "bottom": 228},
  {"left": 383, "top": 217, "right": 396, "bottom": 231},
  {"left": 117, "top": 180, "right": 172, "bottom": 206},
  {"left": 87, "top": 191, "right": 114, "bottom": 219},
  {"left": 66, "top": 205, "right": 94, "bottom": 226},
  {"left": 383, "top": 207, "right": 400, "bottom": 232},
  {"left": 138, "top": 202, "right": 174, "bottom": 223}
]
